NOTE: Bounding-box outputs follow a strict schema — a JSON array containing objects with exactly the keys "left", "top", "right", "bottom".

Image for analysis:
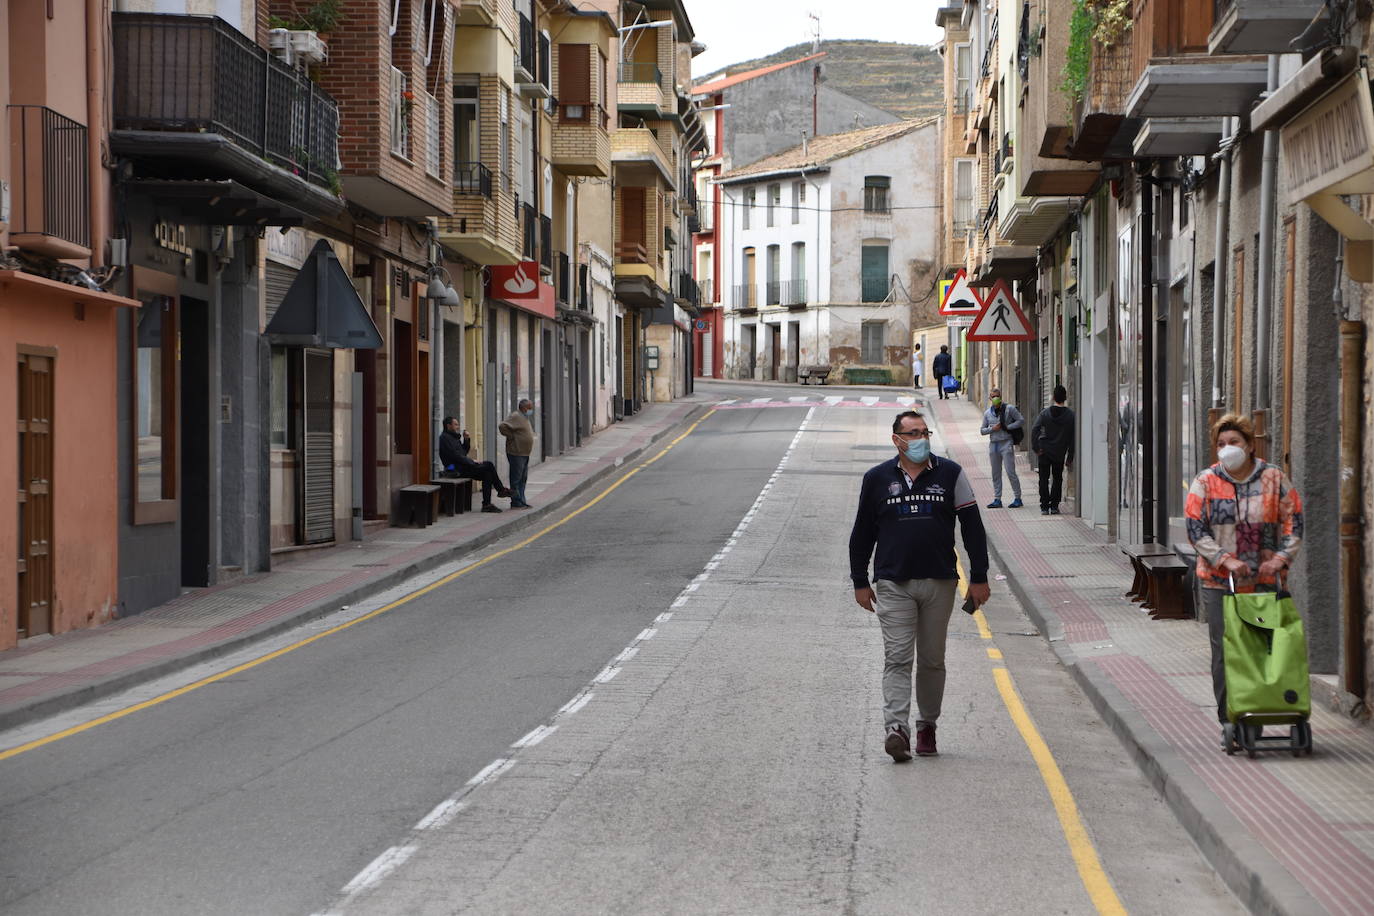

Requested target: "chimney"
[{"left": 801, "top": 131, "right": 809, "bottom": 158}]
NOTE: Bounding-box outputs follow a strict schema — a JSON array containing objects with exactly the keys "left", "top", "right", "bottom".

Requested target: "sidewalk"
[
  {"left": 927, "top": 395, "right": 1374, "bottom": 916},
  {"left": 0, "top": 398, "right": 709, "bottom": 733}
]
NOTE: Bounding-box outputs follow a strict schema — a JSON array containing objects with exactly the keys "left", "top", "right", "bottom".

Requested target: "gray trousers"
[
  {"left": 874, "top": 578, "right": 959, "bottom": 730},
  {"left": 989, "top": 438, "right": 1021, "bottom": 499}
]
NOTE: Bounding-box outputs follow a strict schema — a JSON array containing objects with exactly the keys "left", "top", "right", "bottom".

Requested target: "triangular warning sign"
[
  {"left": 938, "top": 269, "right": 983, "bottom": 317},
  {"left": 965, "top": 280, "right": 1035, "bottom": 341}
]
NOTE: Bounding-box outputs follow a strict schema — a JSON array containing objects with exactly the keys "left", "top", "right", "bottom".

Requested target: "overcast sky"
[{"left": 686, "top": 0, "right": 944, "bottom": 79}]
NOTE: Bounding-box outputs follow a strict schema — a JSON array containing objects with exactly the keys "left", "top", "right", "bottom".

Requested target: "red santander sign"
[{"left": 487, "top": 261, "right": 555, "bottom": 319}]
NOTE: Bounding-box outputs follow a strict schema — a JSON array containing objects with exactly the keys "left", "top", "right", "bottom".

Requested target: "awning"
[
  {"left": 126, "top": 179, "right": 309, "bottom": 227},
  {"left": 264, "top": 239, "right": 382, "bottom": 348}
]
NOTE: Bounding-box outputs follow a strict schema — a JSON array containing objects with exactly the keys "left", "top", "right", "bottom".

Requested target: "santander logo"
[{"left": 503, "top": 263, "right": 537, "bottom": 295}]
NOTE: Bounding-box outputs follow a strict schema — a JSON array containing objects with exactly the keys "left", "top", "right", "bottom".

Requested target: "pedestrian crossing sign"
[
  {"left": 965, "top": 280, "right": 1036, "bottom": 341},
  {"left": 938, "top": 269, "right": 983, "bottom": 317}
]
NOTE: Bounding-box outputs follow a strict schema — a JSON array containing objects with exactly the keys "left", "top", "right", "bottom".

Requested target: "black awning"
[
  {"left": 124, "top": 179, "right": 309, "bottom": 227},
  {"left": 264, "top": 238, "right": 382, "bottom": 349}
]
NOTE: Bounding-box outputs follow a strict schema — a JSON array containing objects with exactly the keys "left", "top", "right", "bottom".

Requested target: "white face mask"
[{"left": 1217, "top": 444, "right": 1247, "bottom": 472}]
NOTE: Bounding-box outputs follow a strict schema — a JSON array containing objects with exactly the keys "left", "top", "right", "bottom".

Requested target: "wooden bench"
[
  {"left": 1122, "top": 543, "right": 1176, "bottom": 601},
  {"left": 398, "top": 484, "right": 441, "bottom": 528},
  {"left": 799, "top": 364, "right": 831, "bottom": 385},
  {"left": 430, "top": 477, "right": 474, "bottom": 516},
  {"left": 1139, "top": 554, "right": 1193, "bottom": 620}
]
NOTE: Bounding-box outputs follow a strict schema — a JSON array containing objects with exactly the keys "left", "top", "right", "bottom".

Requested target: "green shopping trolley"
[{"left": 1220, "top": 575, "right": 1313, "bottom": 758}]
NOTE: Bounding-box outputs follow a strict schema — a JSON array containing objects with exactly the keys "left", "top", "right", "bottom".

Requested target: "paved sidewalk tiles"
[
  {"left": 928, "top": 396, "right": 1374, "bottom": 916},
  {"left": 0, "top": 399, "right": 707, "bottom": 732}
]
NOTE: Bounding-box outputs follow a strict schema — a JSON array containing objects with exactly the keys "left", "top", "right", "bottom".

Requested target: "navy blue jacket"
[
  {"left": 849, "top": 454, "right": 989, "bottom": 589},
  {"left": 932, "top": 351, "right": 953, "bottom": 378}
]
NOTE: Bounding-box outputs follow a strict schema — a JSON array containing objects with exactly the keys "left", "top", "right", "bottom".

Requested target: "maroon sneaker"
[
  {"left": 914, "top": 723, "right": 938, "bottom": 756},
  {"left": 884, "top": 725, "right": 912, "bottom": 762}
]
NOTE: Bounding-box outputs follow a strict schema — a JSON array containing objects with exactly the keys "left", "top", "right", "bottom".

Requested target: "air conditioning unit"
[
  {"left": 267, "top": 29, "right": 294, "bottom": 66},
  {"left": 289, "top": 30, "right": 328, "bottom": 65}
]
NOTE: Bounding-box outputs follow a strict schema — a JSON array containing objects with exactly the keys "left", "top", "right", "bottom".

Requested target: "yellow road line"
[
  {"left": 1, "top": 409, "right": 718, "bottom": 763},
  {"left": 959, "top": 555, "right": 1125, "bottom": 913},
  {"left": 993, "top": 667, "right": 1127, "bottom": 915}
]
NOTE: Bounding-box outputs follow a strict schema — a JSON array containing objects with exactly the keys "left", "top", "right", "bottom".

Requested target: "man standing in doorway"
[
  {"left": 439, "top": 417, "right": 511, "bottom": 513},
  {"left": 850, "top": 410, "right": 991, "bottom": 761},
  {"left": 499, "top": 399, "right": 536, "bottom": 509},
  {"left": 1030, "top": 385, "right": 1075, "bottom": 515},
  {"left": 980, "top": 387, "right": 1025, "bottom": 509},
  {"left": 932, "top": 345, "right": 953, "bottom": 400}
]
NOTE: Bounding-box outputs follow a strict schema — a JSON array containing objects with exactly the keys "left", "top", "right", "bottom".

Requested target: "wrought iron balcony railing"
[
  {"left": 6, "top": 105, "right": 90, "bottom": 250},
  {"left": 517, "top": 13, "right": 536, "bottom": 79},
  {"left": 732, "top": 283, "right": 758, "bottom": 309},
  {"left": 765, "top": 280, "right": 781, "bottom": 306},
  {"left": 677, "top": 271, "right": 699, "bottom": 308},
  {"left": 783, "top": 279, "right": 807, "bottom": 306},
  {"left": 556, "top": 252, "right": 571, "bottom": 304},
  {"left": 540, "top": 215, "right": 553, "bottom": 270},
  {"left": 521, "top": 202, "right": 537, "bottom": 260},
  {"left": 111, "top": 13, "right": 340, "bottom": 192},
  {"left": 454, "top": 161, "right": 492, "bottom": 197},
  {"left": 698, "top": 279, "right": 713, "bottom": 303}
]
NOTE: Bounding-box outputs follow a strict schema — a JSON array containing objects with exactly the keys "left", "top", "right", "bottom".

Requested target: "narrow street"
[{"left": 0, "top": 384, "right": 1238, "bottom": 915}]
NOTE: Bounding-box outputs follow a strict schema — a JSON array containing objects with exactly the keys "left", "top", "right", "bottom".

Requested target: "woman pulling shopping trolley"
[{"left": 1186, "top": 413, "right": 1311, "bottom": 756}]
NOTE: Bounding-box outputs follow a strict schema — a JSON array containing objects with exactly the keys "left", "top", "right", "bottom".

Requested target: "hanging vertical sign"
[{"left": 965, "top": 280, "right": 1036, "bottom": 341}]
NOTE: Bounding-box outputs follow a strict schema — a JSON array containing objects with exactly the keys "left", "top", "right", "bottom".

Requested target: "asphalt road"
[{"left": 0, "top": 382, "right": 1242, "bottom": 915}]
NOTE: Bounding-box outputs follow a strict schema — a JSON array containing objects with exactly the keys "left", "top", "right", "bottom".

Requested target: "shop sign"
[
  {"left": 487, "top": 261, "right": 555, "bottom": 319},
  {"left": 154, "top": 221, "right": 192, "bottom": 258},
  {"left": 1280, "top": 69, "right": 1374, "bottom": 201}
]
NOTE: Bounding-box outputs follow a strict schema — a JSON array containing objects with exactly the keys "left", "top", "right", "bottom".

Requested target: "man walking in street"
[
  {"left": 932, "top": 345, "right": 953, "bottom": 400},
  {"left": 850, "top": 410, "right": 991, "bottom": 761},
  {"left": 499, "top": 399, "right": 536, "bottom": 509},
  {"left": 439, "top": 417, "right": 511, "bottom": 513},
  {"left": 1030, "top": 385, "right": 1075, "bottom": 515},
  {"left": 980, "top": 387, "right": 1024, "bottom": 508}
]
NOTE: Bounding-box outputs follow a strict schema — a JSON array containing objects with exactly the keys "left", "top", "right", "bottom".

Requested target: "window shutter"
[
  {"left": 861, "top": 245, "right": 889, "bottom": 302},
  {"left": 559, "top": 44, "right": 592, "bottom": 105}
]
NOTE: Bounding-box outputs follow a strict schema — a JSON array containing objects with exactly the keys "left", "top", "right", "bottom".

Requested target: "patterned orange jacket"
[{"left": 1185, "top": 460, "right": 1303, "bottom": 592}]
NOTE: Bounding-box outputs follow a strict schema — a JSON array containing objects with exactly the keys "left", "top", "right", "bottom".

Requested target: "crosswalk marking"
[{"left": 713, "top": 395, "right": 924, "bottom": 410}]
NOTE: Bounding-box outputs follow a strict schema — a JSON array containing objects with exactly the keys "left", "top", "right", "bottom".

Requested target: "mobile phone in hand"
[{"left": 962, "top": 594, "right": 978, "bottom": 615}]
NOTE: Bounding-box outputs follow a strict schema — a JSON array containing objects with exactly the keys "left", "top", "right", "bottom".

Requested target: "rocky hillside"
[{"left": 697, "top": 40, "right": 943, "bottom": 121}]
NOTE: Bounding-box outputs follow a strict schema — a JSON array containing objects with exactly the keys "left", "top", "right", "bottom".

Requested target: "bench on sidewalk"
[
  {"left": 799, "top": 364, "right": 831, "bottom": 385},
  {"left": 1139, "top": 555, "right": 1193, "bottom": 619},
  {"left": 430, "top": 477, "right": 473, "bottom": 516},
  {"left": 1123, "top": 543, "right": 1176, "bottom": 601},
  {"left": 398, "top": 484, "right": 442, "bottom": 528}
]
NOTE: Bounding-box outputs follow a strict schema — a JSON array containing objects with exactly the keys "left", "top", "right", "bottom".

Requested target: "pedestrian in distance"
[
  {"left": 850, "top": 410, "right": 991, "bottom": 761},
  {"left": 979, "top": 387, "right": 1024, "bottom": 508},
  {"left": 1030, "top": 384, "right": 1075, "bottom": 515},
  {"left": 499, "top": 399, "right": 536, "bottom": 509},
  {"left": 439, "top": 417, "right": 512, "bottom": 513},
  {"left": 1185, "top": 413, "right": 1303, "bottom": 740},
  {"left": 932, "top": 345, "right": 953, "bottom": 400},
  {"left": 912, "top": 344, "right": 924, "bottom": 389}
]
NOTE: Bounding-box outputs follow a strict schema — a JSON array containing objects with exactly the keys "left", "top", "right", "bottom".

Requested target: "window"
[
  {"left": 743, "top": 187, "right": 755, "bottom": 229},
  {"left": 499, "top": 87, "right": 511, "bottom": 191},
  {"left": 131, "top": 268, "right": 178, "bottom": 524},
  {"left": 861, "top": 243, "right": 889, "bottom": 302},
  {"left": 558, "top": 43, "right": 592, "bottom": 122},
  {"left": 766, "top": 244, "right": 780, "bottom": 304},
  {"left": 453, "top": 81, "right": 479, "bottom": 175},
  {"left": 861, "top": 320, "right": 886, "bottom": 364},
  {"left": 864, "top": 176, "right": 890, "bottom": 214},
  {"left": 955, "top": 42, "right": 972, "bottom": 112},
  {"left": 270, "top": 347, "right": 290, "bottom": 447},
  {"left": 791, "top": 180, "right": 804, "bottom": 224},
  {"left": 954, "top": 159, "right": 974, "bottom": 228},
  {"left": 767, "top": 183, "right": 780, "bottom": 227},
  {"left": 789, "top": 242, "right": 806, "bottom": 305}
]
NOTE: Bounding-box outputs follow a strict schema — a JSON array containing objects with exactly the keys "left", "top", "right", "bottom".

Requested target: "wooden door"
[{"left": 17, "top": 350, "right": 55, "bottom": 637}]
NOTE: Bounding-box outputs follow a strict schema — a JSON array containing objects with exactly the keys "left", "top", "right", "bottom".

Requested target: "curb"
[
  {"left": 983, "top": 529, "right": 1319, "bottom": 916},
  {"left": 0, "top": 404, "right": 710, "bottom": 735}
]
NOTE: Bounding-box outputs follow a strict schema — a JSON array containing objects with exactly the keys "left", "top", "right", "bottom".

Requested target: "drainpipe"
[
  {"left": 1212, "top": 117, "right": 1233, "bottom": 406},
  {"left": 1140, "top": 168, "right": 1155, "bottom": 543},
  {"left": 1255, "top": 55, "right": 1280, "bottom": 410},
  {"left": 87, "top": 0, "right": 107, "bottom": 270}
]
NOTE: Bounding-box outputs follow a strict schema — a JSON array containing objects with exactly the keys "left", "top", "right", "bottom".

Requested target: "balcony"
[
  {"left": 1209, "top": 0, "right": 1327, "bottom": 54},
  {"left": 521, "top": 202, "right": 537, "bottom": 260},
  {"left": 110, "top": 13, "right": 341, "bottom": 214},
  {"left": 552, "top": 106, "right": 611, "bottom": 177},
  {"left": 732, "top": 283, "right": 758, "bottom": 311},
  {"left": 618, "top": 61, "right": 669, "bottom": 117},
  {"left": 675, "top": 270, "right": 700, "bottom": 310},
  {"left": 454, "top": 161, "right": 492, "bottom": 198},
  {"left": 6, "top": 106, "right": 90, "bottom": 258},
  {"left": 616, "top": 241, "right": 649, "bottom": 264},
  {"left": 539, "top": 215, "right": 553, "bottom": 271},
  {"left": 611, "top": 127, "right": 674, "bottom": 187},
  {"left": 422, "top": 89, "right": 441, "bottom": 178},
  {"left": 456, "top": 0, "right": 497, "bottom": 26},
  {"left": 516, "top": 13, "right": 537, "bottom": 85},
  {"left": 764, "top": 280, "right": 781, "bottom": 306},
  {"left": 782, "top": 279, "right": 807, "bottom": 308},
  {"left": 698, "top": 279, "right": 713, "bottom": 304}
]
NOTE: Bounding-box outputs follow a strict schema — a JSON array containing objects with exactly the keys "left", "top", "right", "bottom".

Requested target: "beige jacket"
[{"left": 499, "top": 410, "right": 535, "bottom": 456}]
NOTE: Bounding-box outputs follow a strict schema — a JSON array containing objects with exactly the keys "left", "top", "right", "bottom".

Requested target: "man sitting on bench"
[{"left": 439, "top": 416, "right": 511, "bottom": 513}]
